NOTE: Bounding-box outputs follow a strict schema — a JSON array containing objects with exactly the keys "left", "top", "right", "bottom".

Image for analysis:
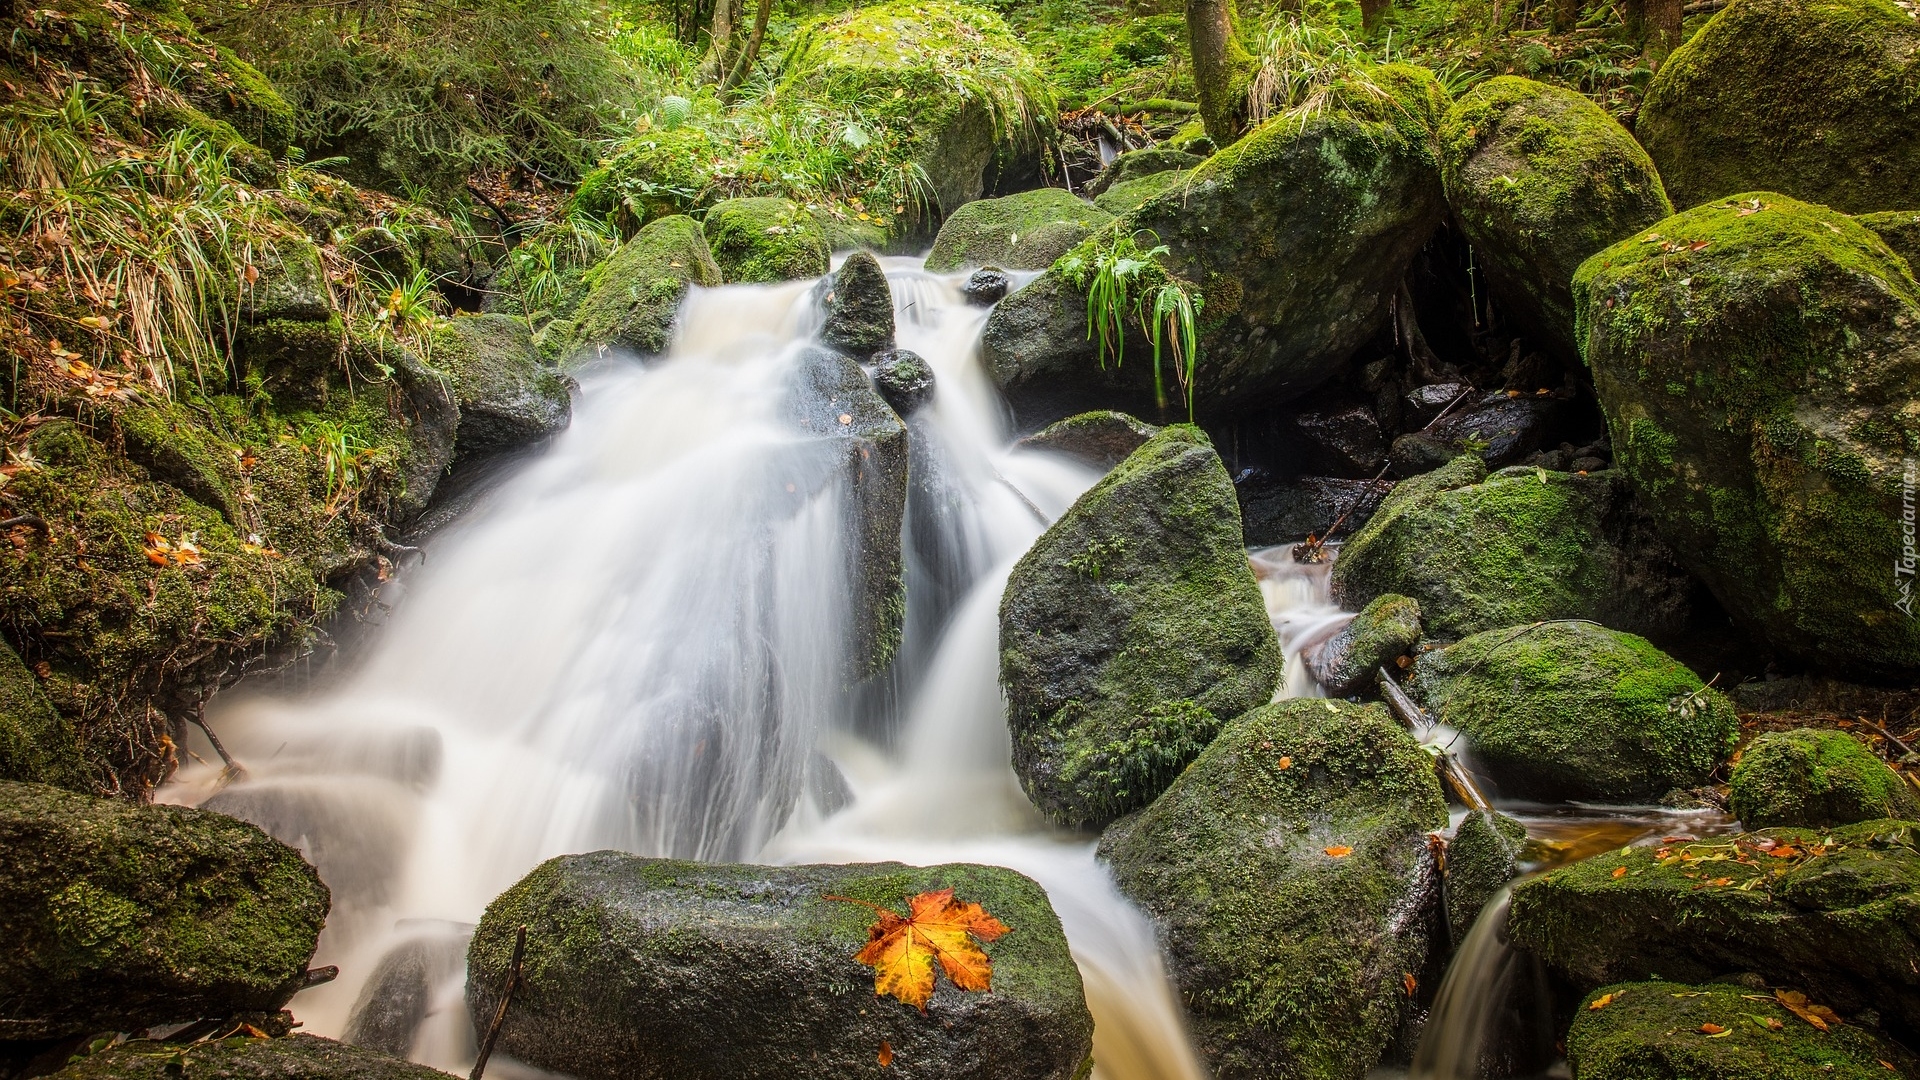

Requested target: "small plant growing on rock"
[{"left": 1056, "top": 229, "right": 1204, "bottom": 420}]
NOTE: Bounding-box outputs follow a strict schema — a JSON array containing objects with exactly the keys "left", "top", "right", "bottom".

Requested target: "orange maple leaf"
[{"left": 837, "top": 889, "right": 1010, "bottom": 1012}]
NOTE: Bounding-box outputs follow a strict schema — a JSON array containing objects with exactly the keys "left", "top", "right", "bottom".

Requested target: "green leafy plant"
[{"left": 1058, "top": 229, "right": 1204, "bottom": 419}]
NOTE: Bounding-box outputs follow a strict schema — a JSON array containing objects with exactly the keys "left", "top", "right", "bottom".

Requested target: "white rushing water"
[{"left": 165, "top": 259, "right": 1211, "bottom": 1080}]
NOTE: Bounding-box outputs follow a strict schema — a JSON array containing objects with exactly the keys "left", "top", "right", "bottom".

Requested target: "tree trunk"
[
  {"left": 1619, "top": 0, "right": 1646, "bottom": 42},
  {"left": 722, "top": 0, "right": 773, "bottom": 91},
  {"left": 1551, "top": 0, "right": 1580, "bottom": 31},
  {"left": 1645, "top": 0, "right": 1683, "bottom": 63},
  {"left": 703, "top": 0, "right": 736, "bottom": 83},
  {"left": 1360, "top": 0, "right": 1391, "bottom": 32},
  {"left": 1186, "top": 0, "right": 1256, "bottom": 148}
]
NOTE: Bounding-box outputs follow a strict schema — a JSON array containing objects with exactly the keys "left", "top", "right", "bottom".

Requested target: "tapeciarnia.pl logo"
[{"left": 1898, "top": 458, "right": 1917, "bottom": 618}]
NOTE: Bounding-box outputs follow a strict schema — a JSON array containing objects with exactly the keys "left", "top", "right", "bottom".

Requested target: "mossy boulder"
[
  {"left": 1092, "top": 168, "right": 1192, "bottom": 216},
  {"left": 1445, "top": 810, "right": 1527, "bottom": 947},
  {"left": 1083, "top": 147, "right": 1204, "bottom": 197},
  {"left": 432, "top": 314, "right": 571, "bottom": 457},
  {"left": 1636, "top": 0, "right": 1920, "bottom": 215},
  {"left": 1099, "top": 699, "right": 1449, "bottom": 1080},
  {"left": 1330, "top": 456, "right": 1699, "bottom": 642},
  {"left": 924, "top": 188, "right": 1113, "bottom": 273},
  {"left": 1730, "top": 728, "right": 1919, "bottom": 829},
  {"left": 565, "top": 215, "right": 722, "bottom": 360},
  {"left": 570, "top": 126, "right": 717, "bottom": 233},
  {"left": 1568, "top": 980, "right": 1920, "bottom": 1080},
  {"left": 1412, "top": 621, "right": 1738, "bottom": 802},
  {"left": 780, "top": 2, "right": 1055, "bottom": 220},
  {"left": 50, "top": 1034, "right": 456, "bottom": 1080},
  {"left": 1508, "top": 818, "right": 1920, "bottom": 1034},
  {"left": 0, "top": 781, "right": 329, "bottom": 1039},
  {"left": 984, "top": 66, "right": 1447, "bottom": 426},
  {"left": 999, "top": 425, "right": 1280, "bottom": 828},
  {"left": 1858, "top": 209, "right": 1920, "bottom": 270},
  {"left": 466, "top": 854, "right": 1093, "bottom": 1080},
  {"left": 1576, "top": 194, "right": 1920, "bottom": 681},
  {"left": 871, "top": 349, "right": 935, "bottom": 415},
  {"left": 0, "top": 641, "right": 84, "bottom": 791},
  {"left": 1013, "top": 410, "right": 1159, "bottom": 471},
  {"left": 702, "top": 198, "right": 831, "bottom": 284},
  {"left": 817, "top": 252, "right": 896, "bottom": 359},
  {"left": 1303, "top": 593, "right": 1421, "bottom": 697},
  {"left": 1438, "top": 76, "right": 1673, "bottom": 361}
]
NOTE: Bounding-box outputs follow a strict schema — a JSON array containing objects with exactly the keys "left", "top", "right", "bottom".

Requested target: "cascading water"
[{"left": 164, "top": 260, "right": 1206, "bottom": 1080}]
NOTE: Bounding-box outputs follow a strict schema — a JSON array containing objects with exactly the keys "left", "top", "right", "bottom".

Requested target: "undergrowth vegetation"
[{"left": 1058, "top": 230, "right": 1203, "bottom": 420}]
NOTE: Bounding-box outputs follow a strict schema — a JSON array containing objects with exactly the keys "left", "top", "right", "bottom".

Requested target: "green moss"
[
  {"left": 51, "top": 1033, "right": 460, "bottom": 1080},
  {"left": 1856, "top": 209, "right": 1920, "bottom": 272},
  {"left": 1100, "top": 698, "right": 1448, "bottom": 1080},
  {"left": 1575, "top": 193, "right": 1920, "bottom": 680},
  {"left": 701, "top": 198, "right": 830, "bottom": 284},
  {"left": 925, "top": 187, "right": 1113, "bottom": 272},
  {"left": 195, "top": 45, "right": 295, "bottom": 159},
  {"left": 1730, "top": 728, "right": 1919, "bottom": 829},
  {"left": 1438, "top": 76, "right": 1672, "bottom": 358},
  {"left": 566, "top": 215, "right": 723, "bottom": 360},
  {"left": 1445, "top": 810, "right": 1526, "bottom": 945},
  {"left": 0, "top": 639, "right": 85, "bottom": 791},
  {"left": 1312, "top": 592, "right": 1422, "bottom": 695},
  {"left": 1000, "top": 425, "right": 1281, "bottom": 828},
  {"left": 1413, "top": 620, "right": 1737, "bottom": 801},
  {"left": 1637, "top": 0, "right": 1920, "bottom": 214},
  {"left": 569, "top": 127, "right": 718, "bottom": 235},
  {"left": 1092, "top": 168, "right": 1194, "bottom": 216}
]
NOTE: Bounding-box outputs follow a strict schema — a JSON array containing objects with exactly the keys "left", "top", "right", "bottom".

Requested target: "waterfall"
[{"left": 163, "top": 260, "right": 1206, "bottom": 1080}]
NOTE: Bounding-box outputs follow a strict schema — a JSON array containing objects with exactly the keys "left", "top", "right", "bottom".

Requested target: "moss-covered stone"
[
  {"left": 0, "top": 641, "right": 84, "bottom": 791},
  {"left": 984, "top": 65, "right": 1447, "bottom": 426},
  {"left": 0, "top": 781, "right": 328, "bottom": 1039},
  {"left": 51, "top": 1034, "right": 456, "bottom": 1080},
  {"left": 1445, "top": 810, "right": 1527, "bottom": 947},
  {"left": 1438, "top": 76, "right": 1672, "bottom": 361},
  {"left": 1508, "top": 818, "right": 1920, "bottom": 1033},
  {"left": 1083, "top": 147, "right": 1204, "bottom": 197},
  {"left": 1099, "top": 699, "right": 1449, "bottom": 1080},
  {"left": 1858, "top": 209, "right": 1920, "bottom": 271},
  {"left": 569, "top": 126, "right": 717, "bottom": 234},
  {"left": 1092, "top": 168, "right": 1193, "bottom": 216},
  {"left": 1013, "top": 410, "right": 1159, "bottom": 471},
  {"left": 1000, "top": 425, "right": 1280, "bottom": 828},
  {"left": 1330, "top": 457, "right": 1699, "bottom": 642},
  {"left": 1568, "top": 980, "right": 1920, "bottom": 1080},
  {"left": 182, "top": 45, "right": 296, "bottom": 161},
  {"left": 431, "top": 314, "right": 571, "bottom": 456},
  {"left": 466, "top": 854, "right": 1092, "bottom": 1080},
  {"left": 565, "top": 215, "right": 722, "bottom": 359},
  {"left": 816, "top": 251, "right": 895, "bottom": 359},
  {"left": 1637, "top": 0, "right": 1920, "bottom": 215},
  {"left": 1304, "top": 592, "right": 1421, "bottom": 697},
  {"left": 1729, "top": 728, "right": 1919, "bottom": 829},
  {"left": 1575, "top": 194, "right": 1920, "bottom": 682},
  {"left": 702, "top": 198, "right": 831, "bottom": 284},
  {"left": 1412, "top": 621, "right": 1738, "bottom": 802},
  {"left": 925, "top": 188, "right": 1113, "bottom": 273}
]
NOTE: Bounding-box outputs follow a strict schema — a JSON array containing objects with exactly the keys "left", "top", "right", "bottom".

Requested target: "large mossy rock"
[
  {"left": 1092, "top": 169, "right": 1193, "bottom": 216},
  {"left": 1730, "top": 728, "right": 1919, "bottom": 829},
  {"left": 1567, "top": 981, "right": 1920, "bottom": 1080},
  {"left": 466, "top": 854, "right": 1093, "bottom": 1080},
  {"left": 0, "top": 641, "right": 84, "bottom": 791},
  {"left": 924, "top": 188, "right": 1113, "bottom": 272},
  {"left": 432, "top": 314, "right": 571, "bottom": 456},
  {"left": 1083, "top": 147, "right": 1204, "bottom": 197},
  {"left": 1576, "top": 194, "right": 1920, "bottom": 681},
  {"left": 1412, "top": 621, "right": 1738, "bottom": 802},
  {"left": 1859, "top": 209, "right": 1920, "bottom": 270},
  {"left": 50, "top": 1035, "right": 456, "bottom": 1080},
  {"left": 780, "top": 2, "right": 1054, "bottom": 220},
  {"left": 1636, "top": 0, "right": 1920, "bottom": 215},
  {"left": 999, "top": 426, "right": 1280, "bottom": 828},
  {"left": 565, "top": 215, "right": 722, "bottom": 359},
  {"left": 1330, "top": 456, "right": 1697, "bottom": 642},
  {"left": 1508, "top": 818, "right": 1920, "bottom": 1034},
  {"left": 703, "top": 198, "right": 831, "bottom": 284},
  {"left": 0, "top": 781, "right": 329, "bottom": 1039},
  {"left": 1013, "top": 410, "right": 1159, "bottom": 471},
  {"left": 1100, "top": 699, "right": 1449, "bottom": 1080},
  {"left": 1438, "top": 76, "right": 1672, "bottom": 361},
  {"left": 788, "top": 348, "right": 909, "bottom": 678},
  {"left": 983, "top": 66, "right": 1447, "bottom": 427}
]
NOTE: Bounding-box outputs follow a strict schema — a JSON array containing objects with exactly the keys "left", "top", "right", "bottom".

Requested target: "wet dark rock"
[
  {"left": 1729, "top": 728, "right": 1919, "bottom": 830},
  {"left": 818, "top": 252, "right": 895, "bottom": 359},
  {"left": 1389, "top": 392, "right": 1560, "bottom": 475},
  {"left": 1000, "top": 426, "right": 1280, "bottom": 829},
  {"left": 1013, "top": 410, "right": 1159, "bottom": 472},
  {"left": 870, "top": 349, "right": 936, "bottom": 416},
  {"left": 49, "top": 1034, "right": 456, "bottom": 1080},
  {"left": 1304, "top": 593, "right": 1421, "bottom": 697},
  {"left": 1509, "top": 818, "right": 1920, "bottom": 1038},
  {"left": 433, "top": 314, "right": 572, "bottom": 458},
  {"left": 467, "top": 855, "right": 1092, "bottom": 1080},
  {"left": 1444, "top": 810, "right": 1527, "bottom": 948},
  {"left": 1237, "top": 474, "right": 1393, "bottom": 547},
  {"left": 1403, "top": 382, "right": 1472, "bottom": 427},
  {"left": 1100, "top": 698, "right": 1448, "bottom": 1080},
  {"left": 961, "top": 268, "right": 1010, "bottom": 306},
  {"left": 1293, "top": 405, "right": 1388, "bottom": 476},
  {"left": 0, "top": 781, "right": 329, "bottom": 1040},
  {"left": 342, "top": 923, "right": 470, "bottom": 1057}
]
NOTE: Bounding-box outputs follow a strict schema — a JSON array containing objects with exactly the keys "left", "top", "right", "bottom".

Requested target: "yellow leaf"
[
  {"left": 1324, "top": 845, "right": 1353, "bottom": 858},
  {"left": 840, "top": 889, "right": 1010, "bottom": 1012},
  {"left": 1277, "top": 756, "right": 1291, "bottom": 770},
  {"left": 1589, "top": 993, "right": 1616, "bottom": 1010}
]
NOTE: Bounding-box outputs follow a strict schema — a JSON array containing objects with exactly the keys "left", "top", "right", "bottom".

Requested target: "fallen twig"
[
  {"left": 471, "top": 924, "right": 528, "bottom": 1080},
  {"left": 1377, "top": 668, "right": 1493, "bottom": 812}
]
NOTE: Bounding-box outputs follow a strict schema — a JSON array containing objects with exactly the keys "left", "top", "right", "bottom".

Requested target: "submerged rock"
[
  {"left": 1729, "top": 728, "right": 1918, "bottom": 829},
  {"left": 984, "top": 66, "right": 1447, "bottom": 426},
  {"left": 1508, "top": 818, "right": 1920, "bottom": 1035},
  {"left": 1438, "top": 77, "right": 1672, "bottom": 361},
  {"left": 1304, "top": 593, "right": 1421, "bottom": 697},
  {"left": 1331, "top": 457, "right": 1697, "bottom": 642},
  {"left": 342, "top": 924, "right": 471, "bottom": 1058},
  {"left": 50, "top": 1034, "right": 456, "bottom": 1080},
  {"left": 466, "top": 855, "right": 1092, "bottom": 1080},
  {"left": 925, "top": 188, "right": 1112, "bottom": 272},
  {"left": 961, "top": 268, "right": 1011, "bottom": 306},
  {"left": 1636, "top": 0, "right": 1920, "bottom": 214},
  {"left": 0, "top": 641, "right": 84, "bottom": 791},
  {"left": 871, "top": 349, "right": 936, "bottom": 415},
  {"left": 818, "top": 252, "right": 896, "bottom": 359},
  {"left": 432, "top": 314, "right": 571, "bottom": 457},
  {"left": 1000, "top": 426, "right": 1280, "bottom": 828},
  {"left": 1412, "top": 621, "right": 1737, "bottom": 802},
  {"left": 566, "top": 215, "right": 722, "bottom": 358},
  {"left": 1577, "top": 194, "right": 1920, "bottom": 681},
  {"left": 0, "top": 781, "right": 329, "bottom": 1040},
  {"left": 1013, "top": 410, "right": 1159, "bottom": 472},
  {"left": 702, "top": 197, "right": 831, "bottom": 284},
  {"left": 1568, "top": 980, "right": 1920, "bottom": 1080},
  {"left": 1100, "top": 699, "right": 1448, "bottom": 1080}
]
